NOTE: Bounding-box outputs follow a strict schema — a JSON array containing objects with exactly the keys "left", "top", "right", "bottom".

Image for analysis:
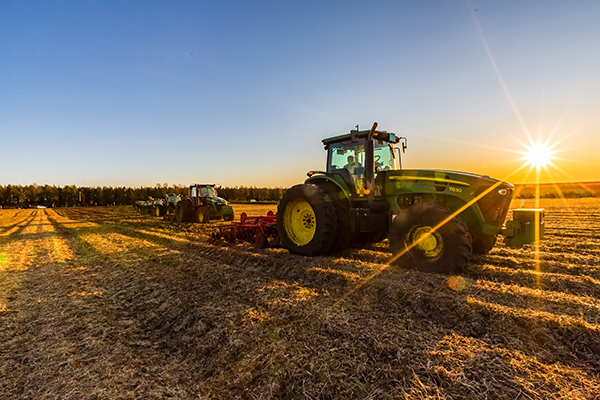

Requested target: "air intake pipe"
[{"left": 365, "top": 122, "right": 378, "bottom": 203}]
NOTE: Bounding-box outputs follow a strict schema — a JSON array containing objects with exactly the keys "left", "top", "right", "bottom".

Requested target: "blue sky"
[{"left": 2, "top": 1, "right": 599, "bottom": 187}]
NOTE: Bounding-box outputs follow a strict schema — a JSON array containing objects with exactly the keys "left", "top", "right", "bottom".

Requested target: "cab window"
[
  {"left": 328, "top": 141, "right": 365, "bottom": 172},
  {"left": 374, "top": 141, "right": 396, "bottom": 172}
]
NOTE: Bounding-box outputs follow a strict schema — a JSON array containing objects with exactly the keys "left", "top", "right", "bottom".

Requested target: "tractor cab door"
[
  {"left": 370, "top": 140, "right": 400, "bottom": 197},
  {"left": 327, "top": 141, "right": 366, "bottom": 195},
  {"left": 189, "top": 186, "right": 206, "bottom": 207}
]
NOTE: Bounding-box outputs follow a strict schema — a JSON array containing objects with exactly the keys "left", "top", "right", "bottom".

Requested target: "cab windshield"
[
  {"left": 327, "top": 140, "right": 399, "bottom": 173},
  {"left": 192, "top": 186, "right": 217, "bottom": 197},
  {"left": 201, "top": 186, "right": 217, "bottom": 197}
]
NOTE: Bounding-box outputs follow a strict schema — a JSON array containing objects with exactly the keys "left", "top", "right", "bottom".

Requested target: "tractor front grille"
[
  {"left": 433, "top": 194, "right": 447, "bottom": 208},
  {"left": 475, "top": 186, "right": 512, "bottom": 226}
]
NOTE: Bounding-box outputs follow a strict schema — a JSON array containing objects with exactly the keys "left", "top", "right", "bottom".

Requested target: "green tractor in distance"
[
  {"left": 277, "top": 123, "right": 544, "bottom": 273},
  {"left": 152, "top": 193, "right": 181, "bottom": 217},
  {"left": 175, "top": 184, "right": 234, "bottom": 224}
]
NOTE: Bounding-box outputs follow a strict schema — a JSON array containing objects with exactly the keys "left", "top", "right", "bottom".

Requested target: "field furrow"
[{"left": 0, "top": 201, "right": 599, "bottom": 399}]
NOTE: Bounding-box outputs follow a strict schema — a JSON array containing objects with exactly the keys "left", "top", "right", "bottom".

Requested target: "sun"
[{"left": 522, "top": 141, "right": 556, "bottom": 169}]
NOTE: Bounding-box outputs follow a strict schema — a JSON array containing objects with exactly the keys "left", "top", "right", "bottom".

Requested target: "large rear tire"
[
  {"left": 277, "top": 184, "right": 337, "bottom": 256},
  {"left": 195, "top": 206, "right": 210, "bottom": 224},
  {"left": 175, "top": 203, "right": 185, "bottom": 223},
  {"left": 320, "top": 184, "right": 352, "bottom": 253},
  {"left": 389, "top": 203, "right": 472, "bottom": 274}
]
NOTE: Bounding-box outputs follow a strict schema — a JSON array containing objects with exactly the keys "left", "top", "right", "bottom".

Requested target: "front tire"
[
  {"left": 165, "top": 205, "right": 175, "bottom": 219},
  {"left": 277, "top": 184, "right": 337, "bottom": 256},
  {"left": 389, "top": 203, "right": 472, "bottom": 274},
  {"left": 472, "top": 233, "right": 497, "bottom": 254}
]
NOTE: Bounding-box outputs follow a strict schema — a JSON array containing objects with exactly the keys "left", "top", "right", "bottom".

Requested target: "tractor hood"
[
  {"left": 392, "top": 169, "right": 514, "bottom": 189},
  {"left": 432, "top": 170, "right": 513, "bottom": 186},
  {"left": 208, "top": 196, "right": 229, "bottom": 205}
]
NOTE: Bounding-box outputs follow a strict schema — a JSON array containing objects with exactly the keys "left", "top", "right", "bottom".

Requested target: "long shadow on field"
[
  {"left": 43, "top": 213, "right": 366, "bottom": 393},
  {"left": 339, "top": 247, "right": 600, "bottom": 373},
  {"left": 0, "top": 213, "right": 38, "bottom": 237},
  {"left": 39, "top": 209, "right": 600, "bottom": 394},
  {"left": 0, "top": 222, "right": 194, "bottom": 398},
  {"left": 49, "top": 208, "right": 362, "bottom": 296},
  {"left": 51, "top": 210, "right": 359, "bottom": 295},
  {"left": 357, "top": 265, "right": 600, "bottom": 373}
]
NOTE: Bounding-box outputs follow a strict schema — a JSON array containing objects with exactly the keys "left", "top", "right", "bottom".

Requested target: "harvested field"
[{"left": 1, "top": 198, "right": 599, "bottom": 399}]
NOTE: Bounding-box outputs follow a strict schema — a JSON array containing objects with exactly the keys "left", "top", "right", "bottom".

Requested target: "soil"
[{"left": 1, "top": 199, "right": 599, "bottom": 399}]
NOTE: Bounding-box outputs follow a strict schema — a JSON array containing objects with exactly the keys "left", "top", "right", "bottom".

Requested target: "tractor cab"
[
  {"left": 188, "top": 184, "right": 211, "bottom": 207},
  {"left": 190, "top": 184, "right": 217, "bottom": 198},
  {"left": 183, "top": 184, "right": 234, "bottom": 222},
  {"left": 322, "top": 125, "right": 406, "bottom": 196}
]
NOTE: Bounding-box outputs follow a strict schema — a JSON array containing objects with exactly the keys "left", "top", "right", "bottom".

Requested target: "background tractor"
[
  {"left": 135, "top": 194, "right": 180, "bottom": 217},
  {"left": 154, "top": 193, "right": 181, "bottom": 217},
  {"left": 134, "top": 198, "right": 155, "bottom": 215},
  {"left": 174, "top": 184, "right": 234, "bottom": 223},
  {"left": 277, "top": 123, "right": 544, "bottom": 273}
]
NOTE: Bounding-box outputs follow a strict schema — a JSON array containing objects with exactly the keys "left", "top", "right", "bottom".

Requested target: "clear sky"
[{"left": 2, "top": 0, "right": 599, "bottom": 188}]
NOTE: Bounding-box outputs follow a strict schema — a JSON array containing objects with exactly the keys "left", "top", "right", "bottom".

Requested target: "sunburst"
[{"left": 521, "top": 140, "right": 557, "bottom": 169}]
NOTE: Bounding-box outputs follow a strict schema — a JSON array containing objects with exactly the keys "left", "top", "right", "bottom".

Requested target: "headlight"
[{"left": 498, "top": 189, "right": 508, "bottom": 196}]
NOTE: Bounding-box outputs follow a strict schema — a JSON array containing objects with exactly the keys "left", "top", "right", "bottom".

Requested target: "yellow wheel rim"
[
  {"left": 283, "top": 198, "right": 316, "bottom": 246},
  {"left": 409, "top": 226, "right": 443, "bottom": 258}
]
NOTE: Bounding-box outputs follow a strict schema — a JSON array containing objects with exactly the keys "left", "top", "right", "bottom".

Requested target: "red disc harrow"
[{"left": 214, "top": 211, "right": 278, "bottom": 248}]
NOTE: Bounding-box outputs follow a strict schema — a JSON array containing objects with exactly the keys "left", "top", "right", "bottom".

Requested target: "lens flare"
[{"left": 522, "top": 141, "right": 555, "bottom": 169}]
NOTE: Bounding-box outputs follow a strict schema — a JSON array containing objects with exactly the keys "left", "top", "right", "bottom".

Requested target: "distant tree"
[
  {"left": 61, "top": 185, "right": 78, "bottom": 206},
  {"left": 0, "top": 183, "right": 290, "bottom": 207}
]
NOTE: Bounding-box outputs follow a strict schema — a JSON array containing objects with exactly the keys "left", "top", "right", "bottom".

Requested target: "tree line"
[
  {"left": 3, "top": 182, "right": 597, "bottom": 208},
  {"left": 516, "top": 191, "right": 599, "bottom": 199},
  {"left": 0, "top": 184, "right": 287, "bottom": 208}
]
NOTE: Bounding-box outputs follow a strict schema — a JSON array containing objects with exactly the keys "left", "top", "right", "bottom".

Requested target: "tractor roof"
[{"left": 322, "top": 129, "right": 400, "bottom": 146}]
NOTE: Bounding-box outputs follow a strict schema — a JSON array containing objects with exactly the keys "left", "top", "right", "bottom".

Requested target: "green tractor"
[
  {"left": 277, "top": 123, "right": 544, "bottom": 273},
  {"left": 175, "top": 184, "right": 234, "bottom": 223},
  {"left": 153, "top": 193, "right": 181, "bottom": 218}
]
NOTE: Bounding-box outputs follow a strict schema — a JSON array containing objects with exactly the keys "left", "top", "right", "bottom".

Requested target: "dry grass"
[{"left": 0, "top": 199, "right": 599, "bottom": 399}]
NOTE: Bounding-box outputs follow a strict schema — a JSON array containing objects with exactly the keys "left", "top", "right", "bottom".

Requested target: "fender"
[{"left": 305, "top": 173, "right": 352, "bottom": 199}]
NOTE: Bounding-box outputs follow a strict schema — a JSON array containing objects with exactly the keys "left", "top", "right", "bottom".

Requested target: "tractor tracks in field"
[
  {"left": 0, "top": 209, "right": 90, "bottom": 311},
  {"left": 0, "top": 209, "right": 196, "bottom": 398},
  {"left": 0, "top": 209, "right": 106, "bottom": 397},
  {"left": 50, "top": 208, "right": 393, "bottom": 297},
  {"left": 2, "top": 205, "right": 600, "bottom": 395},
  {"left": 48, "top": 207, "right": 600, "bottom": 331},
  {"left": 0, "top": 209, "right": 69, "bottom": 311}
]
